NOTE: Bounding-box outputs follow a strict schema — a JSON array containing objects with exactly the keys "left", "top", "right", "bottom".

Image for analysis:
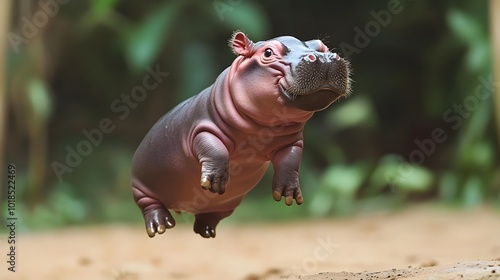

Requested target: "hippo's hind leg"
[
  {"left": 193, "top": 211, "right": 233, "bottom": 238},
  {"left": 132, "top": 180, "right": 176, "bottom": 238}
]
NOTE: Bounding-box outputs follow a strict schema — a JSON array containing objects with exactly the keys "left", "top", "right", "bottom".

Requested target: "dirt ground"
[{"left": 2, "top": 205, "right": 500, "bottom": 280}]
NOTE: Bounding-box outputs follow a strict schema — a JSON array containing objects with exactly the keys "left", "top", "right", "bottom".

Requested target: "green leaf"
[
  {"left": 217, "top": 2, "right": 270, "bottom": 39},
  {"left": 126, "top": 1, "right": 183, "bottom": 70},
  {"left": 320, "top": 164, "right": 366, "bottom": 194},
  {"left": 396, "top": 165, "right": 434, "bottom": 191},
  {"left": 27, "top": 78, "right": 52, "bottom": 120},
  {"left": 327, "top": 96, "right": 377, "bottom": 130},
  {"left": 50, "top": 181, "right": 88, "bottom": 224},
  {"left": 466, "top": 39, "right": 490, "bottom": 72},
  {"left": 370, "top": 155, "right": 402, "bottom": 190},
  {"left": 309, "top": 163, "right": 369, "bottom": 216},
  {"left": 459, "top": 140, "right": 495, "bottom": 170},
  {"left": 370, "top": 155, "right": 434, "bottom": 192},
  {"left": 462, "top": 176, "right": 483, "bottom": 207},
  {"left": 179, "top": 42, "right": 218, "bottom": 102},
  {"left": 309, "top": 194, "right": 333, "bottom": 217},
  {"left": 51, "top": 190, "right": 87, "bottom": 223},
  {"left": 90, "top": 0, "right": 120, "bottom": 15},
  {"left": 438, "top": 172, "right": 458, "bottom": 201},
  {"left": 447, "top": 8, "right": 490, "bottom": 72},
  {"left": 447, "top": 9, "right": 483, "bottom": 44}
]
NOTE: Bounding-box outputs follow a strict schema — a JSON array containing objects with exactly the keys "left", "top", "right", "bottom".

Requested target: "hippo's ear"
[{"left": 230, "top": 31, "right": 254, "bottom": 57}]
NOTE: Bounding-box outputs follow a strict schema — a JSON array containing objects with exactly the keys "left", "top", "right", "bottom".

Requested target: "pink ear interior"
[{"left": 231, "top": 32, "right": 252, "bottom": 56}]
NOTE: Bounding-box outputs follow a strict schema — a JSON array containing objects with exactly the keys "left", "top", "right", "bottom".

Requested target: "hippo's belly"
[
  {"left": 165, "top": 161, "right": 269, "bottom": 214},
  {"left": 134, "top": 156, "right": 269, "bottom": 214},
  {"left": 131, "top": 91, "right": 274, "bottom": 214},
  {"left": 132, "top": 114, "right": 270, "bottom": 214}
]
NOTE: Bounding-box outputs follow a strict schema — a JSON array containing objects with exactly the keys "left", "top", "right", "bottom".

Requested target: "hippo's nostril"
[{"left": 303, "top": 54, "right": 317, "bottom": 63}]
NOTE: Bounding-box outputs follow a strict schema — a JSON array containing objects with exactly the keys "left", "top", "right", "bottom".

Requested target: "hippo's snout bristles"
[{"left": 288, "top": 56, "right": 350, "bottom": 97}]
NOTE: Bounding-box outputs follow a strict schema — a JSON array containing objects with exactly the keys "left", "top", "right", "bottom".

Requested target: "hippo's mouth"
[{"left": 279, "top": 84, "right": 343, "bottom": 111}]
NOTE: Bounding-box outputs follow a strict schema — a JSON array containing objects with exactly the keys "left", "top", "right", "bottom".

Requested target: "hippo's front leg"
[
  {"left": 271, "top": 143, "right": 304, "bottom": 206},
  {"left": 193, "top": 132, "right": 230, "bottom": 195}
]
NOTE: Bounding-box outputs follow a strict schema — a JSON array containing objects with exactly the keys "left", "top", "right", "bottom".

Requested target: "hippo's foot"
[
  {"left": 193, "top": 213, "right": 219, "bottom": 238},
  {"left": 199, "top": 161, "right": 229, "bottom": 195},
  {"left": 193, "top": 211, "right": 233, "bottom": 238},
  {"left": 271, "top": 145, "right": 304, "bottom": 206},
  {"left": 272, "top": 172, "right": 304, "bottom": 206},
  {"left": 143, "top": 208, "right": 176, "bottom": 238},
  {"left": 132, "top": 184, "right": 176, "bottom": 237}
]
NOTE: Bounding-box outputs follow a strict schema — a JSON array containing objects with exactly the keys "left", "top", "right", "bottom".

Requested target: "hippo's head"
[{"left": 229, "top": 32, "right": 352, "bottom": 114}]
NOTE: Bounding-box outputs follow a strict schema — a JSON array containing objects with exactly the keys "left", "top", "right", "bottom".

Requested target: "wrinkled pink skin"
[{"left": 131, "top": 32, "right": 349, "bottom": 238}]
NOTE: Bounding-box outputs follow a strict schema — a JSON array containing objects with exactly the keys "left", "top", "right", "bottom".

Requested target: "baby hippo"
[{"left": 131, "top": 32, "right": 352, "bottom": 238}]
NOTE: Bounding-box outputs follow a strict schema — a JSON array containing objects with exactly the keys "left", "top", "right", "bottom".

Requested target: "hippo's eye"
[{"left": 264, "top": 48, "right": 274, "bottom": 58}]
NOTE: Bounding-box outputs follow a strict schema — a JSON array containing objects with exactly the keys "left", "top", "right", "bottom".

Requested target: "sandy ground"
[{"left": 1, "top": 205, "right": 499, "bottom": 280}]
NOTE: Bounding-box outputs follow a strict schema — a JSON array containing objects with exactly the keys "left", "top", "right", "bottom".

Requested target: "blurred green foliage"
[{"left": 2, "top": 0, "right": 499, "bottom": 230}]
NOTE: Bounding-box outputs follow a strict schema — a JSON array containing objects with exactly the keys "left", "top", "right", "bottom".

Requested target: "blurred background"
[{"left": 1, "top": 0, "right": 499, "bottom": 231}]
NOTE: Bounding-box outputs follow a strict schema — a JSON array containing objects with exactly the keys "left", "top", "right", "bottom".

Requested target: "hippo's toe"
[
  {"left": 272, "top": 173, "right": 304, "bottom": 206},
  {"left": 192, "top": 210, "right": 236, "bottom": 238},
  {"left": 194, "top": 224, "right": 217, "bottom": 238},
  {"left": 193, "top": 212, "right": 225, "bottom": 238},
  {"left": 200, "top": 172, "right": 228, "bottom": 195},
  {"left": 144, "top": 208, "right": 176, "bottom": 238}
]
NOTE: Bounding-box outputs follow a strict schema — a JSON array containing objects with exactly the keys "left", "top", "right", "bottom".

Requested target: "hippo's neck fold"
[{"left": 211, "top": 57, "right": 313, "bottom": 137}]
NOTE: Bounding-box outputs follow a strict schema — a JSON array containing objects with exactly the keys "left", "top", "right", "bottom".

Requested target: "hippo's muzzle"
[{"left": 280, "top": 52, "right": 351, "bottom": 111}]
